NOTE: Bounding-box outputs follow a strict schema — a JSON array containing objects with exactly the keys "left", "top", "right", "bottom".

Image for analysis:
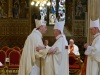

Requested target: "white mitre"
[
  {"left": 90, "top": 19, "right": 100, "bottom": 30},
  {"left": 54, "top": 19, "right": 65, "bottom": 33},
  {"left": 54, "top": 19, "right": 68, "bottom": 46},
  {"left": 35, "top": 19, "right": 46, "bottom": 28}
]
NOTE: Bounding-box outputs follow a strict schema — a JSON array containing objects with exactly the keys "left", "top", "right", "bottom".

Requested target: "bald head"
[
  {"left": 69, "top": 39, "right": 74, "bottom": 46},
  {"left": 44, "top": 40, "right": 49, "bottom": 46}
]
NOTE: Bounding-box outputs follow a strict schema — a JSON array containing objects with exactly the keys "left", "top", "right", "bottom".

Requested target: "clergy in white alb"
[
  {"left": 43, "top": 40, "right": 51, "bottom": 49},
  {"left": 18, "top": 19, "right": 49, "bottom": 75},
  {"left": 41, "top": 19, "right": 69, "bottom": 75},
  {"left": 84, "top": 18, "right": 100, "bottom": 75}
]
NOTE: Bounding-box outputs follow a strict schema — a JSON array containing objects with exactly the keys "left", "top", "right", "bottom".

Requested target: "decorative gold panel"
[
  {"left": 0, "top": 19, "right": 31, "bottom": 48},
  {"left": 0, "top": 19, "right": 31, "bottom": 36},
  {"left": 73, "top": 20, "right": 85, "bottom": 36}
]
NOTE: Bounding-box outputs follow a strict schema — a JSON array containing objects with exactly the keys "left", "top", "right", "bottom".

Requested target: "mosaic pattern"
[
  {"left": 40, "top": 6, "right": 47, "bottom": 20},
  {"left": 49, "top": 0, "right": 56, "bottom": 25},
  {"left": 58, "top": 0, "right": 65, "bottom": 21}
]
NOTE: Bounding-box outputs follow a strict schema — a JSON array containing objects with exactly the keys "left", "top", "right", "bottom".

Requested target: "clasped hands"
[
  {"left": 36, "top": 45, "right": 45, "bottom": 52},
  {"left": 84, "top": 43, "right": 89, "bottom": 49},
  {"left": 48, "top": 47, "right": 57, "bottom": 54},
  {"left": 36, "top": 45, "right": 57, "bottom": 54}
]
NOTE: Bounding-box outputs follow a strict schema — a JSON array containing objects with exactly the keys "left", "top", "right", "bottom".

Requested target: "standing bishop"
[
  {"left": 18, "top": 19, "right": 49, "bottom": 75},
  {"left": 41, "top": 19, "right": 69, "bottom": 75},
  {"left": 83, "top": 19, "right": 100, "bottom": 75}
]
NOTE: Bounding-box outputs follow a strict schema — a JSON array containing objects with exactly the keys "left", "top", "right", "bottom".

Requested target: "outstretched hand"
[
  {"left": 36, "top": 45, "right": 45, "bottom": 52},
  {"left": 48, "top": 47, "right": 57, "bottom": 54},
  {"left": 84, "top": 43, "right": 89, "bottom": 49}
]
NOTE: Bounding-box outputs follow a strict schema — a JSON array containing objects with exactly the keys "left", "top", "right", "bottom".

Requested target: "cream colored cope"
[{"left": 18, "top": 19, "right": 48, "bottom": 75}]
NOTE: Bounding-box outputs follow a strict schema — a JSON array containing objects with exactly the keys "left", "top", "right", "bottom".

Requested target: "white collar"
[
  {"left": 56, "top": 34, "right": 63, "bottom": 40},
  {"left": 94, "top": 33, "right": 100, "bottom": 38}
]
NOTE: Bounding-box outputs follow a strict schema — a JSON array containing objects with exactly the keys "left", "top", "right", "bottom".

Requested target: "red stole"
[{"left": 70, "top": 45, "right": 74, "bottom": 53}]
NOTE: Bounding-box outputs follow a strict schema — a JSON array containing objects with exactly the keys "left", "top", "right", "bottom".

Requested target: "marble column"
[
  {"left": 8, "top": 0, "right": 13, "bottom": 18},
  {"left": 87, "top": 0, "right": 100, "bottom": 44}
]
